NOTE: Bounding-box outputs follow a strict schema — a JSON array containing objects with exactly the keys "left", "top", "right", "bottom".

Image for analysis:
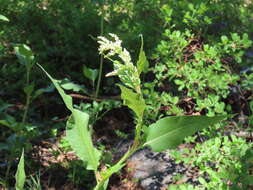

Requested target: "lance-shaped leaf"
[
  {"left": 38, "top": 65, "right": 73, "bottom": 111},
  {"left": 118, "top": 84, "right": 146, "bottom": 119},
  {"left": 15, "top": 149, "right": 26, "bottom": 190},
  {"left": 38, "top": 64, "right": 100, "bottom": 170},
  {"left": 137, "top": 35, "right": 149, "bottom": 75},
  {"left": 144, "top": 115, "right": 226, "bottom": 152}
]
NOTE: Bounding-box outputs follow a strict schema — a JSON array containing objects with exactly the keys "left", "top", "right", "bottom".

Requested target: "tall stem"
[
  {"left": 22, "top": 69, "right": 31, "bottom": 123},
  {"left": 94, "top": 147, "right": 137, "bottom": 190},
  {"left": 94, "top": 117, "right": 144, "bottom": 190},
  {"left": 5, "top": 158, "right": 12, "bottom": 182},
  {"left": 95, "top": 0, "right": 105, "bottom": 98}
]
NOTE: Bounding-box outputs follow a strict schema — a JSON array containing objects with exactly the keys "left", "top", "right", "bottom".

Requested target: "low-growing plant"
[
  {"left": 241, "top": 69, "right": 253, "bottom": 91},
  {"left": 0, "top": 43, "right": 51, "bottom": 187},
  {"left": 168, "top": 184, "right": 203, "bottom": 190},
  {"left": 78, "top": 100, "right": 121, "bottom": 125},
  {"left": 170, "top": 135, "right": 253, "bottom": 189},
  {"left": 26, "top": 173, "right": 42, "bottom": 190},
  {"left": 0, "top": 21, "right": 38, "bottom": 186},
  {"left": 153, "top": 29, "right": 252, "bottom": 116},
  {"left": 37, "top": 34, "right": 226, "bottom": 190},
  {"left": 143, "top": 82, "right": 184, "bottom": 123},
  {"left": 83, "top": 65, "right": 99, "bottom": 93},
  {"left": 66, "top": 160, "right": 94, "bottom": 189},
  {"left": 249, "top": 100, "right": 253, "bottom": 127},
  {"left": 14, "top": 44, "right": 36, "bottom": 123},
  {"left": 159, "top": 0, "right": 253, "bottom": 37}
]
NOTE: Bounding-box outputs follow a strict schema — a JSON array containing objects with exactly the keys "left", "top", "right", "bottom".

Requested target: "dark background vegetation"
[{"left": 0, "top": 0, "right": 253, "bottom": 189}]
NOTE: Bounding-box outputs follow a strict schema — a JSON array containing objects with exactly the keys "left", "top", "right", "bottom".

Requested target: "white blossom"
[{"left": 98, "top": 33, "right": 141, "bottom": 93}]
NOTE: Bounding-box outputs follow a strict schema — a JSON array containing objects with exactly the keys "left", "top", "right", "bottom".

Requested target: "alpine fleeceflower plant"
[
  {"left": 98, "top": 33, "right": 141, "bottom": 93},
  {"left": 37, "top": 34, "right": 226, "bottom": 190}
]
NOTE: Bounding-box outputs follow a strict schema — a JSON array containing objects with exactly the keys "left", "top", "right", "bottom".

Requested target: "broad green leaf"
[
  {"left": 14, "top": 45, "right": 34, "bottom": 69},
  {"left": 65, "top": 110, "right": 100, "bottom": 170},
  {"left": 83, "top": 65, "right": 98, "bottom": 82},
  {"left": 144, "top": 115, "right": 226, "bottom": 152},
  {"left": 118, "top": 84, "right": 146, "bottom": 119},
  {"left": 0, "top": 15, "right": 9, "bottom": 22},
  {"left": 137, "top": 35, "right": 149, "bottom": 75},
  {"left": 15, "top": 149, "right": 26, "bottom": 190},
  {"left": 38, "top": 64, "right": 100, "bottom": 170}
]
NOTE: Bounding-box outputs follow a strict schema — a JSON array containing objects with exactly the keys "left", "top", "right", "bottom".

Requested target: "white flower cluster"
[
  {"left": 98, "top": 33, "right": 132, "bottom": 67},
  {"left": 98, "top": 33, "right": 141, "bottom": 93}
]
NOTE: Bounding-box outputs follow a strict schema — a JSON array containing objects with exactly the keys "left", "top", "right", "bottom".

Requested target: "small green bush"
[
  {"left": 170, "top": 135, "right": 253, "bottom": 189},
  {"left": 152, "top": 29, "right": 252, "bottom": 116}
]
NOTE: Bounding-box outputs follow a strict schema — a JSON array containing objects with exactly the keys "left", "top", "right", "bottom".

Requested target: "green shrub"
[
  {"left": 159, "top": 0, "right": 253, "bottom": 36},
  {"left": 152, "top": 29, "right": 252, "bottom": 116},
  {"left": 1, "top": 0, "right": 252, "bottom": 97},
  {"left": 170, "top": 135, "right": 253, "bottom": 189}
]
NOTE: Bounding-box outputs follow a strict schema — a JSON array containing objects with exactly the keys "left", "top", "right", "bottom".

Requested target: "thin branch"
[{"left": 69, "top": 93, "right": 121, "bottom": 102}]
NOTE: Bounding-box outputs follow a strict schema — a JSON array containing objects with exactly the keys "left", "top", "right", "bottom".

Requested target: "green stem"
[
  {"left": 95, "top": 0, "right": 105, "bottom": 98},
  {"left": 5, "top": 159, "right": 12, "bottom": 182},
  {"left": 133, "top": 122, "right": 142, "bottom": 148},
  {"left": 94, "top": 118, "right": 144, "bottom": 190},
  {"left": 94, "top": 148, "right": 137, "bottom": 190},
  {"left": 22, "top": 69, "right": 31, "bottom": 123}
]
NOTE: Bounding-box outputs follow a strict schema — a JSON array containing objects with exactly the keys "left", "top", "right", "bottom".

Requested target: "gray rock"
[
  {"left": 113, "top": 139, "right": 199, "bottom": 190},
  {"left": 126, "top": 148, "right": 188, "bottom": 190}
]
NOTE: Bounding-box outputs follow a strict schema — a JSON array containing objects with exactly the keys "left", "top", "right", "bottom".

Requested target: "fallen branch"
[{"left": 69, "top": 93, "right": 121, "bottom": 102}]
